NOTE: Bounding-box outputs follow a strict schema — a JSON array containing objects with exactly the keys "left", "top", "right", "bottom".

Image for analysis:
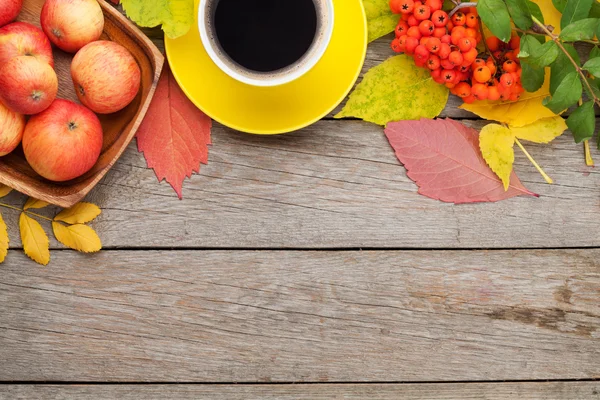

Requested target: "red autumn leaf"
[
  {"left": 110, "top": 0, "right": 120, "bottom": 4},
  {"left": 385, "top": 118, "right": 538, "bottom": 203},
  {"left": 137, "top": 62, "right": 212, "bottom": 198}
]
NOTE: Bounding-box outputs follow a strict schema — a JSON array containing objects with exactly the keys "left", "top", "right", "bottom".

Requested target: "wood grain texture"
[
  {"left": 1, "top": 0, "right": 164, "bottom": 208},
  {"left": 1, "top": 249, "right": 598, "bottom": 382},
  {"left": 4, "top": 119, "right": 588, "bottom": 249},
  {"left": 2, "top": 382, "right": 600, "bottom": 399}
]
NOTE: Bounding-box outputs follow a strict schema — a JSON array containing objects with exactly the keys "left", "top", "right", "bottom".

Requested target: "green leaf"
[
  {"left": 559, "top": 18, "right": 599, "bottom": 41},
  {"left": 121, "top": 0, "right": 194, "bottom": 39},
  {"left": 527, "top": 41, "right": 560, "bottom": 67},
  {"left": 335, "top": 55, "right": 449, "bottom": 125},
  {"left": 527, "top": 0, "right": 545, "bottom": 23},
  {"left": 590, "top": 0, "right": 600, "bottom": 18},
  {"left": 518, "top": 34, "right": 540, "bottom": 58},
  {"left": 590, "top": 46, "right": 600, "bottom": 59},
  {"left": 561, "top": 0, "right": 594, "bottom": 29},
  {"left": 506, "top": 0, "right": 534, "bottom": 29},
  {"left": 552, "top": 0, "right": 567, "bottom": 12},
  {"left": 543, "top": 71, "right": 582, "bottom": 113},
  {"left": 567, "top": 101, "right": 596, "bottom": 142},
  {"left": 364, "top": 0, "right": 399, "bottom": 42},
  {"left": 583, "top": 57, "right": 600, "bottom": 77},
  {"left": 477, "top": 0, "right": 512, "bottom": 42},
  {"left": 550, "top": 43, "right": 580, "bottom": 94},
  {"left": 521, "top": 62, "right": 546, "bottom": 91}
]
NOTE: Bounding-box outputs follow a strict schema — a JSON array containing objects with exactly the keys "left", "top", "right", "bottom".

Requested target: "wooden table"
[{"left": 1, "top": 10, "right": 600, "bottom": 399}]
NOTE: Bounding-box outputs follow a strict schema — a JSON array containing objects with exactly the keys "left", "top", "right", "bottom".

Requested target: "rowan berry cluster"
[{"left": 389, "top": 0, "right": 524, "bottom": 103}]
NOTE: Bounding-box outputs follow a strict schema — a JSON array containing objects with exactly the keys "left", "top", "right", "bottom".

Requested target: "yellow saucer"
[{"left": 164, "top": 0, "right": 367, "bottom": 134}]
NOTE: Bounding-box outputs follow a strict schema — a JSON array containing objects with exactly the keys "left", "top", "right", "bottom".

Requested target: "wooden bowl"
[{"left": 2, "top": 0, "right": 164, "bottom": 207}]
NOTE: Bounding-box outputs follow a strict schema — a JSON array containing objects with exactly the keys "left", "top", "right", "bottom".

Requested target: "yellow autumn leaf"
[
  {"left": 460, "top": 78, "right": 557, "bottom": 127},
  {"left": 0, "top": 184, "right": 12, "bottom": 198},
  {"left": 54, "top": 202, "right": 101, "bottom": 225},
  {"left": 24, "top": 198, "right": 50, "bottom": 210},
  {"left": 120, "top": 0, "right": 194, "bottom": 39},
  {"left": 511, "top": 116, "right": 567, "bottom": 143},
  {"left": 335, "top": 55, "right": 449, "bottom": 125},
  {"left": 0, "top": 213, "right": 8, "bottom": 263},
  {"left": 364, "top": 0, "right": 398, "bottom": 42},
  {"left": 479, "top": 124, "right": 516, "bottom": 191},
  {"left": 19, "top": 213, "right": 49, "bottom": 266},
  {"left": 52, "top": 222, "right": 102, "bottom": 253}
]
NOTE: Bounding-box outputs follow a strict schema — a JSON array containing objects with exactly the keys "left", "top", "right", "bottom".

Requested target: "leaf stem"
[
  {"left": 0, "top": 202, "right": 54, "bottom": 221},
  {"left": 531, "top": 16, "right": 600, "bottom": 108},
  {"left": 514, "top": 138, "right": 553, "bottom": 184},
  {"left": 584, "top": 140, "right": 595, "bottom": 166}
]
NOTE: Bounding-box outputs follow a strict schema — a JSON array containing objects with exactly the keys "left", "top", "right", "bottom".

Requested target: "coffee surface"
[{"left": 214, "top": 0, "right": 318, "bottom": 72}]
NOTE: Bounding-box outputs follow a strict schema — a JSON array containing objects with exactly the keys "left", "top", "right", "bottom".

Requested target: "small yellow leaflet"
[
  {"left": 0, "top": 185, "right": 12, "bottom": 198},
  {"left": 54, "top": 202, "right": 101, "bottom": 225},
  {"left": 121, "top": 0, "right": 194, "bottom": 39},
  {"left": 479, "top": 125, "right": 515, "bottom": 191},
  {"left": 0, "top": 213, "right": 8, "bottom": 263},
  {"left": 24, "top": 198, "right": 50, "bottom": 210},
  {"left": 52, "top": 223, "right": 102, "bottom": 253},
  {"left": 20, "top": 213, "right": 50, "bottom": 266},
  {"left": 510, "top": 116, "right": 567, "bottom": 143}
]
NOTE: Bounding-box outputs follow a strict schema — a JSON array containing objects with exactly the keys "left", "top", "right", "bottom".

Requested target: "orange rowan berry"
[
  {"left": 505, "top": 51, "right": 517, "bottom": 61},
  {"left": 431, "top": 10, "right": 449, "bottom": 27},
  {"left": 503, "top": 59, "right": 517, "bottom": 73},
  {"left": 485, "top": 59, "right": 496, "bottom": 75},
  {"left": 426, "top": 37, "right": 441, "bottom": 53},
  {"left": 500, "top": 73, "right": 514, "bottom": 87},
  {"left": 391, "top": 38, "right": 403, "bottom": 52},
  {"left": 430, "top": 68, "right": 442, "bottom": 80},
  {"left": 454, "top": 82, "right": 471, "bottom": 97},
  {"left": 509, "top": 35, "right": 520, "bottom": 50},
  {"left": 395, "top": 21, "right": 409, "bottom": 37},
  {"left": 473, "top": 58, "right": 486, "bottom": 68},
  {"left": 452, "top": 12, "right": 466, "bottom": 26},
  {"left": 427, "top": 54, "right": 441, "bottom": 69},
  {"left": 407, "top": 26, "right": 421, "bottom": 38},
  {"left": 465, "top": 13, "right": 478, "bottom": 28},
  {"left": 438, "top": 42, "right": 452, "bottom": 59},
  {"left": 458, "top": 37, "right": 474, "bottom": 52},
  {"left": 509, "top": 92, "right": 521, "bottom": 101},
  {"left": 446, "top": 21, "right": 454, "bottom": 31},
  {"left": 465, "top": 28, "right": 477, "bottom": 39},
  {"left": 425, "top": 0, "right": 443, "bottom": 11},
  {"left": 462, "top": 47, "right": 478, "bottom": 64},
  {"left": 420, "top": 36, "right": 429, "bottom": 46},
  {"left": 414, "top": 44, "right": 429, "bottom": 60},
  {"left": 442, "top": 69, "right": 456, "bottom": 82},
  {"left": 487, "top": 85, "right": 501, "bottom": 101},
  {"left": 419, "top": 19, "right": 435, "bottom": 36},
  {"left": 400, "top": 0, "right": 415, "bottom": 13},
  {"left": 441, "top": 58, "right": 455, "bottom": 69},
  {"left": 440, "top": 34, "right": 452, "bottom": 44},
  {"left": 390, "top": 0, "right": 404, "bottom": 13},
  {"left": 407, "top": 15, "right": 419, "bottom": 26},
  {"left": 404, "top": 36, "right": 419, "bottom": 53},
  {"left": 486, "top": 36, "right": 502, "bottom": 51},
  {"left": 450, "top": 26, "right": 466, "bottom": 45},
  {"left": 471, "top": 83, "right": 489, "bottom": 100},
  {"left": 414, "top": 4, "right": 431, "bottom": 20},
  {"left": 433, "top": 27, "right": 447, "bottom": 37},
  {"left": 462, "top": 94, "right": 476, "bottom": 103},
  {"left": 473, "top": 65, "right": 492, "bottom": 83},
  {"left": 448, "top": 50, "right": 464, "bottom": 66},
  {"left": 445, "top": 82, "right": 457, "bottom": 88}
]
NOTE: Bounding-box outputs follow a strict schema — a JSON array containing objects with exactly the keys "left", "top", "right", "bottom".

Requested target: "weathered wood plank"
[
  {"left": 2, "top": 119, "right": 596, "bottom": 249},
  {"left": 2, "top": 382, "right": 599, "bottom": 399},
  {"left": 1, "top": 249, "right": 598, "bottom": 382}
]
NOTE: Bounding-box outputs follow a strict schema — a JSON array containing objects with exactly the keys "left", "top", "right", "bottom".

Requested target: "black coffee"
[{"left": 214, "top": 0, "right": 318, "bottom": 72}]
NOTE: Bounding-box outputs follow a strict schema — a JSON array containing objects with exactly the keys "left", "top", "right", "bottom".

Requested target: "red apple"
[
  {"left": 0, "top": 100, "right": 24, "bottom": 156},
  {"left": 0, "top": 0, "right": 22, "bottom": 28},
  {"left": 0, "top": 22, "right": 54, "bottom": 67},
  {"left": 71, "top": 40, "right": 140, "bottom": 114},
  {"left": 0, "top": 56, "right": 58, "bottom": 114},
  {"left": 23, "top": 99, "right": 103, "bottom": 181},
  {"left": 40, "top": 0, "right": 104, "bottom": 53}
]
